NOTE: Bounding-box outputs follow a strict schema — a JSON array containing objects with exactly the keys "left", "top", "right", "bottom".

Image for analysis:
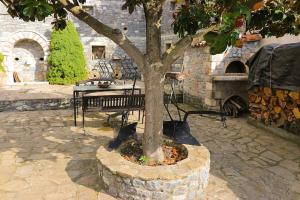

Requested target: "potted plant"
[{"left": 0, "top": 53, "right": 6, "bottom": 86}]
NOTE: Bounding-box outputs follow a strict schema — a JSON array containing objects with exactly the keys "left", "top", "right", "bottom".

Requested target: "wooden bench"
[{"left": 82, "top": 94, "right": 145, "bottom": 127}]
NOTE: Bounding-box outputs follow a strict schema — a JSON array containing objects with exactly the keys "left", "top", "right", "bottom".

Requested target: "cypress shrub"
[
  {"left": 47, "top": 21, "right": 88, "bottom": 84},
  {"left": 0, "top": 53, "right": 5, "bottom": 72}
]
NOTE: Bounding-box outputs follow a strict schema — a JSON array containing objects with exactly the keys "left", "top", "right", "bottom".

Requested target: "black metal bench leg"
[
  {"left": 73, "top": 91, "right": 77, "bottom": 126},
  {"left": 219, "top": 99, "right": 227, "bottom": 128},
  {"left": 142, "top": 110, "right": 145, "bottom": 124},
  {"left": 125, "top": 112, "right": 129, "bottom": 125},
  {"left": 171, "top": 81, "right": 182, "bottom": 121},
  {"left": 76, "top": 92, "right": 80, "bottom": 115},
  {"left": 82, "top": 109, "right": 85, "bottom": 128},
  {"left": 138, "top": 110, "right": 141, "bottom": 121},
  {"left": 121, "top": 112, "right": 126, "bottom": 127},
  {"left": 107, "top": 115, "right": 111, "bottom": 125}
]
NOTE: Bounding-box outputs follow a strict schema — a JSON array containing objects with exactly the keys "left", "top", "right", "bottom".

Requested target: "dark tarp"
[{"left": 246, "top": 42, "right": 300, "bottom": 92}]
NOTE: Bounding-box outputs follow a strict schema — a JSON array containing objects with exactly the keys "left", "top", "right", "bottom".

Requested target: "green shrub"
[
  {"left": 0, "top": 53, "right": 5, "bottom": 72},
  {"left": 47, "top": 21, "right": 88, "bottom": 85}
]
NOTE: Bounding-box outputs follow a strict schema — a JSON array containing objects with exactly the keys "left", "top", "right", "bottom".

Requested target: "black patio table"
[{"left": 73, "top": 84, "right": 142, "bottom": 126}]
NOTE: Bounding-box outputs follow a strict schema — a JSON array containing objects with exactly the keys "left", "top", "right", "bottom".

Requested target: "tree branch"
[
  {"left": 58, "top": 0, "right": 145, "bottom": 71},
  {"left": 0, "top": 0, "right": 9, "bottom": 7},
  {"left": 1, "top": 0, "right": 19, "bottom": 18},
  {"left": 162, "top": 25, "right": 218, "bottom": 72}
]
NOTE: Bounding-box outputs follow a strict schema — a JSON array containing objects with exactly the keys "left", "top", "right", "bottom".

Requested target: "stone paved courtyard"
[{"left": 0, "top": 109, "right": 299, "bottom": 200}]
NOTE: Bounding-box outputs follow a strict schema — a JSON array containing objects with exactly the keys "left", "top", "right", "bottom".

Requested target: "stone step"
[{"left": 0, "top": 98, "right": 73, "bottom": 112}]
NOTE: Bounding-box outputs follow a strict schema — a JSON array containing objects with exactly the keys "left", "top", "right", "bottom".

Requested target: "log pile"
[
  {"left": 223, "top": 96, "right": 248, "bottom": 117},
  {"left": 248, "top": 87, "right": 300, "bottom": 134}
]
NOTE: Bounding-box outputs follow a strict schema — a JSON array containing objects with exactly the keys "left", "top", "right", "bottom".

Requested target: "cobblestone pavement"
[{"left": 0, "top": 109, "right": 299, "bottom": 200}]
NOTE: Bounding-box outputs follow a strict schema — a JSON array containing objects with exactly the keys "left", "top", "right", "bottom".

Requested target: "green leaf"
[
  {"left": 122, "top": 0, "right": 143, "bottom": 14},
  {"left": 22, "top": 7, "right": 33, "bottom": 17},
  {"left": 138, "top": 155, "right": 149, "bottom": 164},
  {"left": 203, "top": 31, "right": 218, "bottom": 44},
  {"left": 19, "top": 0, "right": 33, "bottom": 6},
  {"left": 210, "top": 33, "right": 230, "bottom": 55},
  {"left": 239, "top": 6, "right": 251, "bottom": 22}
]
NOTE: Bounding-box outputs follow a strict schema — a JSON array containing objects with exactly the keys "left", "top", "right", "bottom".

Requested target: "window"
[{"left": 92, "top": 46, "right": 106, "bottom": 60}]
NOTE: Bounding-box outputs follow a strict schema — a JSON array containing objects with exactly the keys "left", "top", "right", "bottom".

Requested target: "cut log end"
[
  {"left": 223, "top": 96, "right": 248, "bottom": 117},
  {"left": 249, "top": 87, "right": 300, "bottom": 133}
]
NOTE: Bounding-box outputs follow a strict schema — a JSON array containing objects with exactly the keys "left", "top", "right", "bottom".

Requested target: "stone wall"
[
  {"left": 183, "top": 35, "right": 300, "bottom": 109},
  {"left": 0, "top": 1, "right": 181, "bottom": 84},
  {"left": 182, "top": 41, "right": 261, "bottom": 109},
  {"left": 182, "top": 47, "right": 211, "bottom": 107},
  {"left": 73, "top": 0, "right": 181, "bottom": 70},
  {"left": 97, "top": 143, "right": 210, "bottom": 200},
  {"left": 0, "top": 98, "right": 72, "bottom": 112}
]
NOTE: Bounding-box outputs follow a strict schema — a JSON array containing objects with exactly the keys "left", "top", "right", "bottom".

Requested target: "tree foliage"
[
  {"left": 3, "top": 0, "right": 299, "bottom": 55},
  {"left": 0, "top": 53, "right": 5, "bottom": 72},
  {"left": 47, "top": 21, "right": 87, "bottom": 85},
  {"left": 173, "top": 0, "right": 299, "bottom": 54},
  {"left": 122, "top": 0, "right": 144, "bottom": 14}
]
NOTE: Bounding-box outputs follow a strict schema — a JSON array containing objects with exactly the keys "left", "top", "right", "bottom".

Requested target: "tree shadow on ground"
[
  {"left": 65, "top": 112, "right": 142, "bottom": 193},
  {"left": 66, "top": 158, "right": 102, "bottom": 192},
  {"left": 185, "top": 113, "right": 300, "bottom": 200},
  {"left": 0, "top": 110, "right": 124, "bottom": 196},
  {"left": 0, "top": 108, "right": 299, "bottom": 200},
  {"left": 0, "top": 110, "right": 121, "bottom": 159}
]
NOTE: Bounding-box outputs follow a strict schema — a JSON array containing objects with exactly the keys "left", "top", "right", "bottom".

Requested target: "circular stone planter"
[{"left": 96, "top": 144, "right": 210, "bottom": 200}]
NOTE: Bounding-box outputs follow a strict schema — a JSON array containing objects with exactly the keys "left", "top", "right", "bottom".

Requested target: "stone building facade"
[
  {"left": 182, "top": 35, "right": 300, "bottom": 110},
  {"left": 0, "top": 0, "right": 180, "bottom": 84}
]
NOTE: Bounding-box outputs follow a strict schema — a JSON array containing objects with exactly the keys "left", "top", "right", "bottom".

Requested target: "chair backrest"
[
  {"left": 91, "top": 59, "right": 141, "bottom": 81},
  {"left": 82, "top": 94, "right": 145, "bottom": 112}
]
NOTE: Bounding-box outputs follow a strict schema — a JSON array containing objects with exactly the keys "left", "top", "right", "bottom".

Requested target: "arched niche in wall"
[
  {"left": 12, "top": 39, "right": 46, "bottom": 82},
  {"left": 3, "top": 31, "right": 49, "bottom": 83}
]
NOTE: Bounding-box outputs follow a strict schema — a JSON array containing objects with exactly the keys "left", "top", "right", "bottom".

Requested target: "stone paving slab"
[{"left": 0, "top": 108, "right": 299, "bottom": 200}]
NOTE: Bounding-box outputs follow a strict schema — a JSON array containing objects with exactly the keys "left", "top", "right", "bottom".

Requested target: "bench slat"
[{"left": 83, "top": 94, "right": 145, "bottom": 112}]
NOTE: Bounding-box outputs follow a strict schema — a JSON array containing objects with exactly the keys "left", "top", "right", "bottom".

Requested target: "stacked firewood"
[
  {"left": 223, "top": 96, "right": 248, "bottom": 117},
  {"left": 248, "top": 87, "right": 300, "bottom": 127}
]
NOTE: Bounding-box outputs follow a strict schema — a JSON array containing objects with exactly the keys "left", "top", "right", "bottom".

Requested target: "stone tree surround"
[{"left": 96, "top": 144, "right": 210, "bottom": 200}]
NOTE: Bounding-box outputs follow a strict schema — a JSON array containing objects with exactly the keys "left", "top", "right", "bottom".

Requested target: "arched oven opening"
[{"left": 225, "top": 60, "right": 247, "bottom": 74}]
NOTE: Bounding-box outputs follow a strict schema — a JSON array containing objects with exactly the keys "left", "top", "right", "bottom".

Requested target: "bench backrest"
[{"left": 82, "top": 94, "right": 145, "bottom": 112}]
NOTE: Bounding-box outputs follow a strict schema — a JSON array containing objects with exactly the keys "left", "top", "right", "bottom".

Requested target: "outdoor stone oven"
[{"left": 182, "top": 34, "right": 262, "bottom": 113}]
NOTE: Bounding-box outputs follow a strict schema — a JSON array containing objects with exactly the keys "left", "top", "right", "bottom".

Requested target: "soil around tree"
[{"left": 119, "top": 139, "right": 188, "bottom": 166}]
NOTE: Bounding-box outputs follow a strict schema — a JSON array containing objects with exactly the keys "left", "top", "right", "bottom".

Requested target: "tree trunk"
[
  {"left": 142, "top": 3, "right": 165, "bottom": 162},
  {"left": 143, "top": 67, "right": 165, "bottom": 162}
]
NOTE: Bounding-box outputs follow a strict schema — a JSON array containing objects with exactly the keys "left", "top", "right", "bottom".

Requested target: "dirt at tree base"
[{"left": 120, "top": 139, "right": 188, "bottom": 166}]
